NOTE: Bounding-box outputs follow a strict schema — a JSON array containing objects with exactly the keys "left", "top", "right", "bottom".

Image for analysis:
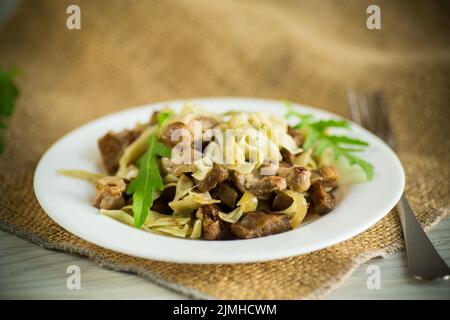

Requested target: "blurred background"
[{"left": 0, "top": 0, "right": 448, "bottom": 171}]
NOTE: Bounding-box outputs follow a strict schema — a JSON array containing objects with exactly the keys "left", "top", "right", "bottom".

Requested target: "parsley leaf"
[
  {"left": 285, "top": 103, "right": 374, "bottom": 181},
  {"left": 127, "top": 111, "right": 172, "bottom": 227},
  {"left": 0, "top": 67, "right": 20, "bottom": 154}
]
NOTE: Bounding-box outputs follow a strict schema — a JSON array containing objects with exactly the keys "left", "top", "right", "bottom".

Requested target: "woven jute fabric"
[{"left": 0, "top": 0, "right": 449, "bottom": 299}]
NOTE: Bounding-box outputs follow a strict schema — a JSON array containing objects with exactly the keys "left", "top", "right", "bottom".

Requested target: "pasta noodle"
[
  {"left": 116, "top": 126, "right": 155, "bottom": 178},
  {"left": 189, "top": 219, "right": 202, "bottom": 239},
  {"left": 58, "top": 169, "right": 105, "bottom": 184},
  {"left": 273, "top": 190, "right": 308, "bottom": 228}
]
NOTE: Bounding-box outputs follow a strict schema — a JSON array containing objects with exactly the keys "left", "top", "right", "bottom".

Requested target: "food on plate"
[{"left": 60, "top": 102, "right": 374, "bottom": 240}]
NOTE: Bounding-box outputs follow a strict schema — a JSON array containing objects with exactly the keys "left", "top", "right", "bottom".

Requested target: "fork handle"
[{"left": 397, "top": 194, "right": 450, "bottom": 280}]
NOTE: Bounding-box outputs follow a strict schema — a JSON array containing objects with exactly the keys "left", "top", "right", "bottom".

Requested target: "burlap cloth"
[{"left": 0, "top": 0, "right": 448, "bottom": 299}]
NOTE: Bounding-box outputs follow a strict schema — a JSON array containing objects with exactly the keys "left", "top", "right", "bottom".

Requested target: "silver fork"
[{"left": 347, "top": 89, "right": 450, "bottom": 281}]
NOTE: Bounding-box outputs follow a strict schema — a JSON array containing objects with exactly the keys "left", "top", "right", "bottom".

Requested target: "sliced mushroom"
[
  {"left": 159, "top": 122, "right": 192, "bottom": 148},
  {"left": 318, "top": 165, "right": 339, "bottom": 188},
  {"left": 97, "top": 176, "right": 127, "bottom": 195},
  {"left": 92, "top": 176, "right": 127, "bottom": 210},
  {"left": 249, "top": 176, "right": 287, "bottom": 200},
  {"left": 186, "top": 116, "right": 220, "bottom": 141},
  {"left": 278, "top": 166, "right": 311, "bottom": 193},
  {"left": 232, "top": 171, "right": 260, "bottom": 193},
  {"left": 158, "top": 157, "right": 196, "bottom": 177}
]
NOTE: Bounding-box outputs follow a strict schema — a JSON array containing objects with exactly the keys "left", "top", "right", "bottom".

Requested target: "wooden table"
[{"left": 0, "top": 219, "right": 449, "bottom": 299}]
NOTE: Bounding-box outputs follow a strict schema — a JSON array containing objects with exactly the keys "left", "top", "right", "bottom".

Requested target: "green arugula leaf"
[
  {"left": 0, "top": 67, "right": 20, "bottom": 154},
  {"left": 312, "top": 119, "right": 350, "bottom": 131},
  {"left": 285, "top": 102, "right": 374, "bottom": 181},
  {"left": 127, "top": 110, "right": 172, "bottom": 228},
  {"left": 156, "top": 110, "right": 173, "bottom": 126},
  {"left": 345, "top": 154, "right": 374, "bottom": 181},
  {"left": 327, "top": 135, "right": 369, "bottom": 146}
]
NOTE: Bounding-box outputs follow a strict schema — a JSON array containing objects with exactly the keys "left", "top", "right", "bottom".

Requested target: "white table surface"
[{"left": 0, "top": 218, "right": 449, "bottom": 300}]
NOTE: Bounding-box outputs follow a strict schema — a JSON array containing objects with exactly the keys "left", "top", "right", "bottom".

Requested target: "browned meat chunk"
[
  {"left": 232, "top": 171, "right": 260, "bottom": 193},
  {"left": 92, "top": 190, "right": 125, "bottom": 210},
  {"left": 196, "top": 164, "right": 229, "bottom": 193},
  {"left": 280, "top": 148, "right": 295, "bottom": 165},
  {"left": 92, "top": 176, "right": 127, "bottom": 210},
  {"left": 310, "top": 170, "right": 323, "bottom": 185},
  {"left": 98, "top": 129, "right": 142, "bottom": 174},
  {"left": 287, "top": 126, "right": 304, "bottom": 147},
  {"left": 272, "top": 191, "right": 294, "bottom": 211},
  {"left": 249, "top": 176, "right": 287, "bottom": 200},
  {"left": 158, "top": 157, "right": 197, "bottom": 177},
  {"left": 197, "top": 204, "right": 232, "bottom": 240},
  {"left": 159, "top": 121, "right": 191, "bottom": 148},
  {"left": 159, "top": 117, "right": 219, "bottom": 148},
  {"left": 149, "top": 111, "right": 160, "bottom": 125},
  {"left": 230, "top": 211, "right": 292, "bottom": 239},
  {"left": 210, "top": 182, "right": 239, "bottom": 208},
  {"left": 186, "top": 116, "right": 220, "bottom": 139},
  {"left": 278, "top": 166, "right": 311, "bottom": 193},
  {"left": 309, "top": 182, "right": 336, "bottom": 215},
  {"left": 233, "top": 170, "right": 286, "bottom": 201},
  {"left": 151, "top": 186, "right": 176, "bottom": 215},
  {"left": 318, "top": 165, "right": 339, "bottom": 188}
]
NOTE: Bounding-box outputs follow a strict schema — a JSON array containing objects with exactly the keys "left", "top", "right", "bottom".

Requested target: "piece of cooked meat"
[
  {"left": 272, "top": 191, "right": 294, "bottom": 211},
  {"left": 259, "top": 162, "right": 279, "bottom": 176},
  {"left": 318, "top": 165, "right": 339, "bottom": 188},
  {"left": 230, "top": 211, "right": 292, "bottom": 239},
  {"left": 150, "top": 186, "right": 176, "bottom": 215},
  {"left": 232, "top": 171, "right": 260, "bottom": 193},
  {"left": 310, "top": 170, "right": 323, "bottom": 185},
  {"left": 287, "top": 126, "right": 304, "bottom": 147},
  {"left": 98, "top": 129, "right": 142, "bottom": 174},
  {"left": 309, "top": 182, "right": 336, "bottom": 215},
  {"left": 196, "top": 164, "right": 229, "bottom": 193},
  {"left": 92, "top": 176, "right": 127, "bottom": 210},
  {"left": 197, "top": 204, "right": 232, "bottom": 240},
  {"left": 186, "top": 116, "right": 220, "bottom": 140},
  {"left": 210, "top": 182, "right": 239, "bottom": 208},
  {"left": 249, "top": 176, "right": 287, "bottom": 200},
  {"left": 279, "top": 161, "right": 292, "bottom": 168},
  {"left": 92, "top": 189, "right": 126, "bottom": 210},
  {"left": 233, "top": 170, "right": 286, "bottom": 201},
  {"left": 158, "top": 156, "right": 197, "bottom": 177},
  {"left": 149, "top": 111, "right": 160, "bottom": 125},
  {"left": 280, "top": 148, "right": 295, "bottom": 165},
  {"left": 159, "top": 121, "right": 192, "bottom": 148},
  {"left": 278, "top": 166, "right": 311, "bottom": 193}
]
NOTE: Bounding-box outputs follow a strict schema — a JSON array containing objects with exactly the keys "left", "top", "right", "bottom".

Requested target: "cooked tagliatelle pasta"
[{"left": 60, "top": 102, "right": 373, "bottom": 240}]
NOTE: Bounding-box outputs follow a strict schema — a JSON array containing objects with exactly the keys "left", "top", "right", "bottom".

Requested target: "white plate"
[{"left": 34, "top": 98, "right": 404, "bottom": 264}]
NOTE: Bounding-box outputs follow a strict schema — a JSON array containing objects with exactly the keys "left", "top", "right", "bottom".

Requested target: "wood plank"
[{"left": 0, "top": 219, "right": 448, "bottom": 299}]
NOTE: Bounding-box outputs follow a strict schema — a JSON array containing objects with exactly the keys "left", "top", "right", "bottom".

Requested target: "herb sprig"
[
  {"left": 285, "top": 105, "right": 374, "bottom": 181},
  {"left": 127, "top": 111, "right": 172, "bottom": 227},
  {"left": 0, "top": 68, "right": 20, "bottom": 154}
]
